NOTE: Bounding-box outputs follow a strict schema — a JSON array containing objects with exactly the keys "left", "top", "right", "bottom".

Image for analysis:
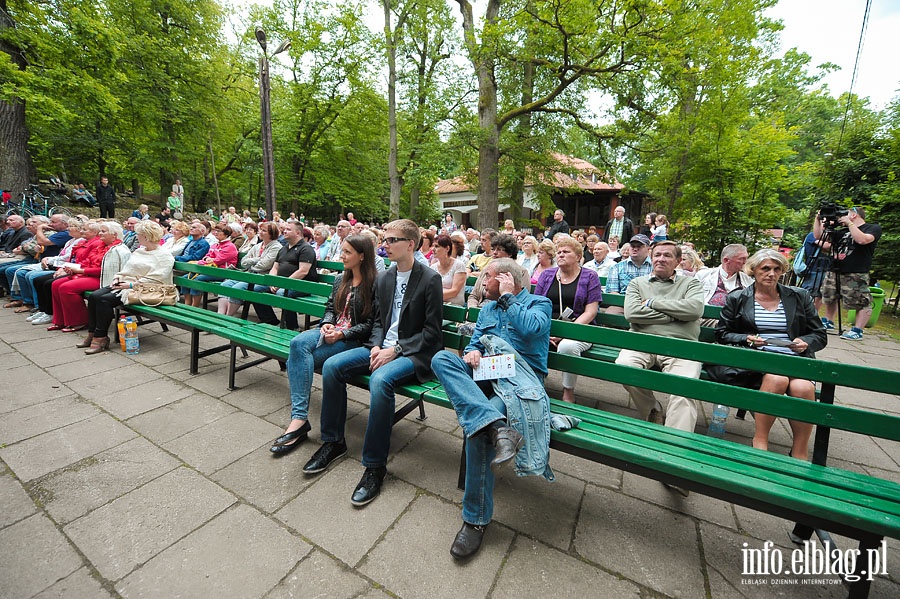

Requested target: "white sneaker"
[
  {"left": 26, "top": 311, "right": 43, "bottom": 322},
  {"left": 32, "top": 313, "right": 53, "bottom": 325}
]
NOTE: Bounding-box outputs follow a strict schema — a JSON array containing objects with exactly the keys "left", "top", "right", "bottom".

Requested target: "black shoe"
[
  {"left": 270, "top": 421, "right": 312, "bottom": 456},
  {"left": 488, "top": 422, "right": 524, "bottom": 471},
  {"left": 450, "top": 522, "right": 487, "bottom": 560},
  {"left": 302, "top": 440, "right": 347, "bottom": 474},
  {"left": 350, "top": 466, "right": 387, "bottom": 507}
]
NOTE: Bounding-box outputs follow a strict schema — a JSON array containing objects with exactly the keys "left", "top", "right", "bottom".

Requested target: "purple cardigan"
[{"left": 534, "top": 267, "right": 602, "bottom": 324}]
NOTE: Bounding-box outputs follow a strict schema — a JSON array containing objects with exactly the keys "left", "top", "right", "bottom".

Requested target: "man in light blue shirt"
[{"left": 605, "top": 234, "right": 652, "bottom": 314}]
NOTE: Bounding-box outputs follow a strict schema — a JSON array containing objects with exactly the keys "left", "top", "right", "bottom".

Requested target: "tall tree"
[
  {"left": 453, "top": 0, "right": 667, "bottom": 229},
  {"left": 0, "top": 0, "right": 30, "bottom": 196}
]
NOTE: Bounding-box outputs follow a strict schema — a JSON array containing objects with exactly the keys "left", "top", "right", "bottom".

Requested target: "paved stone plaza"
[{"left": 1, "top": 306, "right": 898, "bottom": 598}]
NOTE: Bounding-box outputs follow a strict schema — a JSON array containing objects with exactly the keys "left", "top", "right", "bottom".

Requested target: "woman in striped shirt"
[{"left": 714, "top": 249, "right": 827, "bottom": 461}]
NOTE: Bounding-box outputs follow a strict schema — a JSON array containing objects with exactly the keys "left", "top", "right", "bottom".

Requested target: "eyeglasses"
[{"left": 385, "top": 237, "right": 411, "bottom": 244}]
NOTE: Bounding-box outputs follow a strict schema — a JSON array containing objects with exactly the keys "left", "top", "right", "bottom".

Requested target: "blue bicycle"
[{"left": 4, "top": 184, "right": 73, "bottom": 218}]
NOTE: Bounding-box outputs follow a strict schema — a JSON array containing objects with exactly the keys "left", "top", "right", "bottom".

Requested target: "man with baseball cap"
[{"left": 604, "top": 234, "right": 652, "bottom": 314}]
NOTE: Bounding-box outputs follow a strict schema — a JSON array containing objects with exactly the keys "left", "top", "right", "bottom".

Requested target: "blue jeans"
[
  {"left": 320, "top": 346, "right": 417, "bottom": 468},
  {"left": 431, "top": 350, "right": 507, "bottom": 526},
  {"left": 12, "top": 266, "right": 45, "bottom": 304},
  {"left": 182, "top": 273, "right": 223, "bottom": 296},
  {"left": 220, "top": 279, "right": 250, "bottom": 305},
  {"left": 1, "top": 259, "right": 36, "bottom": 292},
  {"left": 287, "top": 328, "right": 360, "bottom": 421},
  {"left": 250, "top": 284, "right": 303, "bottom": 329}
]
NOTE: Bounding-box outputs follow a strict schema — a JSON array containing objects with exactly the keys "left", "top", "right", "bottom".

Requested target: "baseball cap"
[{"left": 629, "top": 234, "right": 651, "bottom": 246}]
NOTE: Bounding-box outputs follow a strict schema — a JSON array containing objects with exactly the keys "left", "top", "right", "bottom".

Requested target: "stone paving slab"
[
  {"left": 264, "top": 549, "right": 375, "bottom": 599},
  {"left": 64, "top": 466, "right": 235, "bottom": 581},
  {"left": 0, "top": 467, "right": 37, "bottom": 528},
  {"left": 495, "top": 535, "right": 642, "bottom": 598},
  {"left": 0, "top": 413, "right": 136, "bottom": 482},
  {"left": 276, "top": 459, "right": 418, "bottom": 566},
  {"left": 116, "top": 504, "right": 311, "bottom": 599},
  {"left": 32, "top": 437, "right": 181, "bottom": 525},
  {"left": 0, "top": 513, "right": 84, "bottom": 599},
  {"left": 124, "top": 392, "right": 236, "bottom": 445},
  {"left": 576, "top": 484, "right": 707, "bottom": 597},
  {"left": 0, "top": 365, "right": 73, "bottom": 414},
  {"left": 0, "top": 395, "right": 98, "bottom": 445},
  {"left": 162, "top": 411, "right": 282, "bottom": 474},
  {"left": 358, "top": 494, "right": 515, "bottom": 598},
  {"left": 31, "top": 568, "right": 113, "bottom": 599}
]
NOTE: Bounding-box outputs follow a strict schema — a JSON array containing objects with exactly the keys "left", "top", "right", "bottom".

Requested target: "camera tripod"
[{"left": 799, "top": 227, "right": 848, "bottom": 334}]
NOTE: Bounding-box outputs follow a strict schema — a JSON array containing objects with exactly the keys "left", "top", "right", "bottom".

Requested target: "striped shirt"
[{"left": 754, "top": 300, "right": 794, "bottom": 354}]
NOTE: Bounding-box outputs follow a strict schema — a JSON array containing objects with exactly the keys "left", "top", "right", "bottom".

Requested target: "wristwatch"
[{"left": 393, "top": 343, "right": 402, "bottom": 355}]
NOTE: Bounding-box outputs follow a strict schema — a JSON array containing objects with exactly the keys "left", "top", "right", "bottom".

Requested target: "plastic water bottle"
[
  {"left": 708, "top": 404, "right": 729, "bottom": 438},
  {"left": 125, "top": 317, "right": 140, "bottom": 355},
  {"left": 117, "top": 316, "right": 128, "bottom": 352}
]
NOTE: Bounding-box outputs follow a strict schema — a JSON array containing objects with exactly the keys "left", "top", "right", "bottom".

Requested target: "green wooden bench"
[{"left": 420, "top": 315, "right": 900, "bottom": 598}]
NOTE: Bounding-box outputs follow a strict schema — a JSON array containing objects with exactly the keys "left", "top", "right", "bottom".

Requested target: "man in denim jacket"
[{"left": 431, "top": 258, "right": 552, "bottom": 560}]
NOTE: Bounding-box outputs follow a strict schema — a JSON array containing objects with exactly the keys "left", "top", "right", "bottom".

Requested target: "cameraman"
[{"left": 814, "top": 206, "right": 881, "bottom": 340}]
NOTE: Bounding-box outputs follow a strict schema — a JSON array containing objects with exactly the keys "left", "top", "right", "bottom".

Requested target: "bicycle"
[{"left": 4, "top": 184, "right": 73, "bottom": 218}]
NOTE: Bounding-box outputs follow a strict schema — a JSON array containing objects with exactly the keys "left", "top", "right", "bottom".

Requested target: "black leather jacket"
[
  {"left": 321, "top": 273, "right": 374, "bottom": 342},
  {"left": 715, "top": 283, "right": 827, "bottom": 358}
]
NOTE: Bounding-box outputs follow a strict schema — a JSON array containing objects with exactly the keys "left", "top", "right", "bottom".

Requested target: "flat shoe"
[
  {"left": 272, "top": 421, "right": 311, "bottom": 447},
  {"left": 61, "top": 325, "right": 86, "bottom": 333},
  {"left": 46, "top": 323, "right": 64, "bottom": 331},
  {"left": 269, "top": 438, "right": 303, "bottom": 456}
]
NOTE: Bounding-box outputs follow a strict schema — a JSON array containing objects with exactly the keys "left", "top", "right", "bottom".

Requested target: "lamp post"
[{"left": 256, "top": 27, "right": 291, "bottom": 220}]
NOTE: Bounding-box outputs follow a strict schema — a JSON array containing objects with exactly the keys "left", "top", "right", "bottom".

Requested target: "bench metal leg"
[
  {"left": 228, "top": 344, "right": 238, "bottom": 391},
  {"left": 416, "top": 401, "right": 427, "bottom": 422},
  {"left": 847, "top": 536, "right": 883, "bottom": 599},
  {"left": 790, "top": 382, "right": 837, "bottom": 545},
  {"left": 228, "top": 344, "right": 276, "bottom": 390},
  {"left": 190, "top": 329, "right": 200, "bottom": 375},
  {"left": 392, "top": 397, "right": 424, "bottom": 424},
  {"left": 457, "top": 435, "right": 467, "bottom": 491}
]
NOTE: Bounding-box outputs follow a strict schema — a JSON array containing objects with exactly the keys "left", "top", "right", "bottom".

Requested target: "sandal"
[
  {"left": 3, "top": 300, "right": 23, "bottom": 308},
  {"left": 14, "top": 305, "right": 33, "bottom": 313}
]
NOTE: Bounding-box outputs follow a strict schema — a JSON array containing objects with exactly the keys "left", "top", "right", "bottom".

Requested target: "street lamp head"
[
  {"left": 255, "top": 27, "right": 267, "bottom": 51},
  {"left": 274, "top": 39, "right": 292, "bottom": 55}
]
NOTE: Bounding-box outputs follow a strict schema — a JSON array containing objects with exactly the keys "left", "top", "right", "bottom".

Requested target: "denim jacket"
[{"left": 480, "top": 334, "right": 554, "bottom": 481}]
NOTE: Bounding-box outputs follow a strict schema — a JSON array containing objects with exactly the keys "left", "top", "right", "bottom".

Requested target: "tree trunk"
[
  {"left": 409, "top": 185, "right": 420, "bottom": 221},
  {"left": 507, "top": 60, "right": 535, "bottom": 221},
  {"left": 457, "top": 0, "right": 501, "bottom": 230},
  {"left": 384, "top": 0, "right": 402, "bottom": 220},
  {"left": 0, "top": 0, "right": 32, "bottom": 196}
]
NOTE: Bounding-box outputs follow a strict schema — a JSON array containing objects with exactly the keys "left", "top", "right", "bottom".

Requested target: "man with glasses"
[
  {"left": 601, "top": 205, "right": 634, "bottom": 244},
  {"left": 303, "top": 219, "right": 443, "bottom": 507},
  {"left": 325, "top": 220, "right": 352, "bottom": 261},
  {"left": 604, "top": 234, "right": 653, "bottom": 315}
]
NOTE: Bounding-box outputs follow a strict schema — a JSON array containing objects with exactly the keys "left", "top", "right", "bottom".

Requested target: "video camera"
[{"left": 818, "top": 202, "right": 849, "bottom": 230}]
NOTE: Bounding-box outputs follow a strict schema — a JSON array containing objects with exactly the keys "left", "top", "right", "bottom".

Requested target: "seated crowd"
[{"left": 1, "top": 205, "right": 829, "bottom": 560}]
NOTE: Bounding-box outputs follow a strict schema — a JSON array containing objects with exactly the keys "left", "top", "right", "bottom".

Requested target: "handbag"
[
  {"left": 125, "top": 281, "right": 178, "bottom": 307},
  {"left": 705, "top": 363, "right": 763, "bottom": 389}
]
